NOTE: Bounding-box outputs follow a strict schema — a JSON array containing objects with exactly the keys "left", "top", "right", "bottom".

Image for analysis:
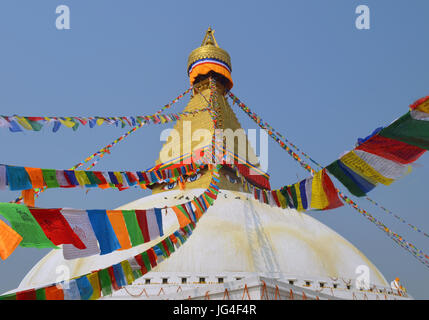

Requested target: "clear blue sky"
[{"left": 0, "top": 0, "right": 428, "bottom": 298}]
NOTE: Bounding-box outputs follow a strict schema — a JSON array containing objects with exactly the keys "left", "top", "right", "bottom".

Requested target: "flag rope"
[{"left": 227, "top": 91, "right": 429, "bottom": 269}]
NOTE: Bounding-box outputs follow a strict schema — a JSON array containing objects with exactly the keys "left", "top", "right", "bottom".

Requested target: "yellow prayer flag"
[
  {"left": 75, "top": 171, "right": 91, "bottom": 186},
  {"left": 341, "top": 151, "right": 394, "bottom": 186},
  {"left": 86, "top": 272, "right": 101, "bottom": 300},
  {"left": 59, "top": 118, "right": 76, "bottom": 128},
  {"left": 113, "top": 172, "right": 123, "bottom": 185},
  {"left": 15, "top": 117, "right": 33, "bottom": 130},
  {"left": 121, "top": 260, "right": 135, "bottom": 285},
  {"left": 276, "top": 190, "right": 287, "bottom": 209},
  {"left": 310, "top": 170, "right": 329, "bottom": 210}
]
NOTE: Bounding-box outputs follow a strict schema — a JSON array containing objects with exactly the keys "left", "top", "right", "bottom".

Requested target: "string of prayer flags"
[
  {"left": 0, "top": 165, "right": 220, "bottom": 300},
  {"left": 0, "top": 87, "right": 194, "bottom": 133},
  {"left": 337, "top": 190, "right": 429, "bottom": 269},
  {"left": 364, "top": 196, "right": 429, "bottom": 239},
  {"left": 0, "top": 107, "right": 210, "bottom": 133},
  {"left": 0, "top": 163, "right": 220, "bottom": 261},
  {"left": 228, "top": 90, "right": 429, "bottom": 271},
  {"left": 0, "top": 162, "right": 207, "bottom": 192}
]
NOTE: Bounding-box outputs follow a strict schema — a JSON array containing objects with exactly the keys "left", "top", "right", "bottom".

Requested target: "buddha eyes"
[
  {"left": 162, "top": 173, "right": 201, "bottom": 190},
  {"left": 227, "top": 175, "right": 237, "bottom": 184},
  {"left": 163, "top": 181, "right": 177, "bottom": 190},
  {"left": 186, "top": 173, "right": 201, "bottom": 182}
]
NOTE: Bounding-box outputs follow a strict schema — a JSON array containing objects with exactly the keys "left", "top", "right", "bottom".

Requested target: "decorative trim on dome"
[
  {"left": 187, "top": 46, "right": 232, "bottom": 72},
  {"left": 188, "top": 58, "right": 231, "bottom": 75}
]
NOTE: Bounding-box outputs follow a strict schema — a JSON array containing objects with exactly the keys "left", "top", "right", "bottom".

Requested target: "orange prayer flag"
[
  {"left": 106, "top": 210, "right": 132, "bottom": 250},
  {"left": 24, "top": 167, "right": 45, "bottom": 189},
  {"left": 0, "top": 219, "right": 22, "bottom": 260},
  {"left": 21, "top": 189, "right": 35, "bottom": 207},
  {"left": 171, "top": 206, "right": 191, "bottom": 228},
  {"left": 178, "top": 180, "right": 185, "bottom": 190},
  {"left": 45, "top": 285, "right": 64, "bottom": 300}
]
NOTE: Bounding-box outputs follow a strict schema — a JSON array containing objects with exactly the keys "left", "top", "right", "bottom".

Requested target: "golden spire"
[
  {"left": 187, "top": 27, "right": 233, "bottom": 89},
  {"left": 187, "top": 28, "right": 232, "bottom": 75}
]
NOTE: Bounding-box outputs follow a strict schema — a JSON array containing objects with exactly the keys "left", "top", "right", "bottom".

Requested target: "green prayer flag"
[
  {"left": 141, "top": 252, "right": 152, "bottom": 271},
  {"left": 132, "top": 269, "right": 142, "bottom": 280},
  {"left": 0, "top": 203, "right": 57, "bottom": 248},
  {"left": 165, "top": 237, "right": 175, "bottom": 254},
  {"left": 122, "top": 210, "right": 144, "bottom": 246},
  {"left": 203, "top": 193, "right": 214, "bottom": 206},
  {"left": 326, "top": 160, "right": 367, "bottom": 197},
  {"left": 85, "top": 171, "right": 100, "bottom": 185},
  {"left": 41, "top": 169, "right": 60, "bottom": 188},
  {"left": 289, "top": 185, "right": 298, "bottom": 208},
  {"left": 0, "top": 293, "right": 17, "bottom": 300},
  {"left": 98, "top": 269, "right": 112, "bottom": 297},
  {"left": 27, "top": 119, "right": 43, "bottom": 131},
  {"left": 379, "top": 112, "right": 429, "bottom": 150},
  {"left": 35, "top": 288, "right": 46, "bottom": 300}
]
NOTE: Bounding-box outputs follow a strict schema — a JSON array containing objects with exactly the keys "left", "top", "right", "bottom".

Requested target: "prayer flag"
[
  {"left": 356, "top": 134, "right": 425, "bottom": 164},
  {"left": 0, "top": 219, "right": 22, "bottom": 260},
  {"left": 6, "top": 166, "right": 32, "bottom": 191},
  {"left": 135, "top": 210, "right": 150, "bottom": 243},
  {"left": 87, "top": 210, "right": 121, "bottom": 255},
  {"left": 121, "top": 210, "right": 145, "bottom": 246},
  {"left": 379, "top": 112, "right": 429, "bottom": 150},
  {"left": 29, "top": 208, "right": 86, "bottom": 249},
  {"left": 0, "top": 203, "right": 57, "bottom": 248},
  {"left": 61, "top": 209, "right": 100, "bottom": 259},
  {"left": 76, "top": 276, "right": 94, "bottom": 300},
  {"left": 87, "top": 272, "right": 101, "bottom": 300},
  {"left": 106, "top": 210, "right": 132, "bottom": 250},
  {"left": 41, "top": 169, "right": 60, "bottom": 188}
]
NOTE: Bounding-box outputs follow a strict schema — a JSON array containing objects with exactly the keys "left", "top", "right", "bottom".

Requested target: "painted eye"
[
  {"left": 163, "top": 181, "right": 177, "bottom": 190},
  {"left": 227, "top": 175, "right": 237, "bottom": 184},
  {"left": 187, "top": 173, "right": 201, "bottom": 182}
]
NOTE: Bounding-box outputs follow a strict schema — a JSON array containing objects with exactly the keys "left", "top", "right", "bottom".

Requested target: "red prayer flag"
[
  {"left": 134, "top": 210, "right": 150, "bottom": 242},
  {"left": 134, "top": 254, "right": 148, "bottom": 273},
  {"left": 16, "top": 289, "right": 36, "bottom": 300},
  {"left": 29, "top": 208, "right": 86, "bottom": 249},
  {"left": 107, "top": 266, "right": 120, "bottom": 291},
  {"left": 271, "top": 190, "right": 281, "bottom": 207},
  {"left": 147, "top": 248, "right": 157, "bottom": 268},
  {"left": 321, "top": 170, "right": 344, "bottom": 210},
  {"left": 356, "top": 135, "right": 426, "bottom": 164},
  {"left": 161, "top": 240, "right": 170, "bottom": 257}
]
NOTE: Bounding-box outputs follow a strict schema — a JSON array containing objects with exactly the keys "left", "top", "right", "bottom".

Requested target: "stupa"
[{"left": 14, "top": 28, "right": 411, "bottom": 300}]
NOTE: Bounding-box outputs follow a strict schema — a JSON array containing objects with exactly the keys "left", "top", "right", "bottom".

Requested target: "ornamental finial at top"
[{"left": 201, "top": 27, "right": 219, "bottom": 47}]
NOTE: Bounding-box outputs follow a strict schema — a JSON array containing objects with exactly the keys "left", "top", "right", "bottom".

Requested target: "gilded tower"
[{"left": 152, "top": 28, "right": 267, "bottom": 194}]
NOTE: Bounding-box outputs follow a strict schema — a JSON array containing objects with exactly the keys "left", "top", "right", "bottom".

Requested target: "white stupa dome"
[{"left": 16, "top": 188, "right": 388, "bottom": 292}]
